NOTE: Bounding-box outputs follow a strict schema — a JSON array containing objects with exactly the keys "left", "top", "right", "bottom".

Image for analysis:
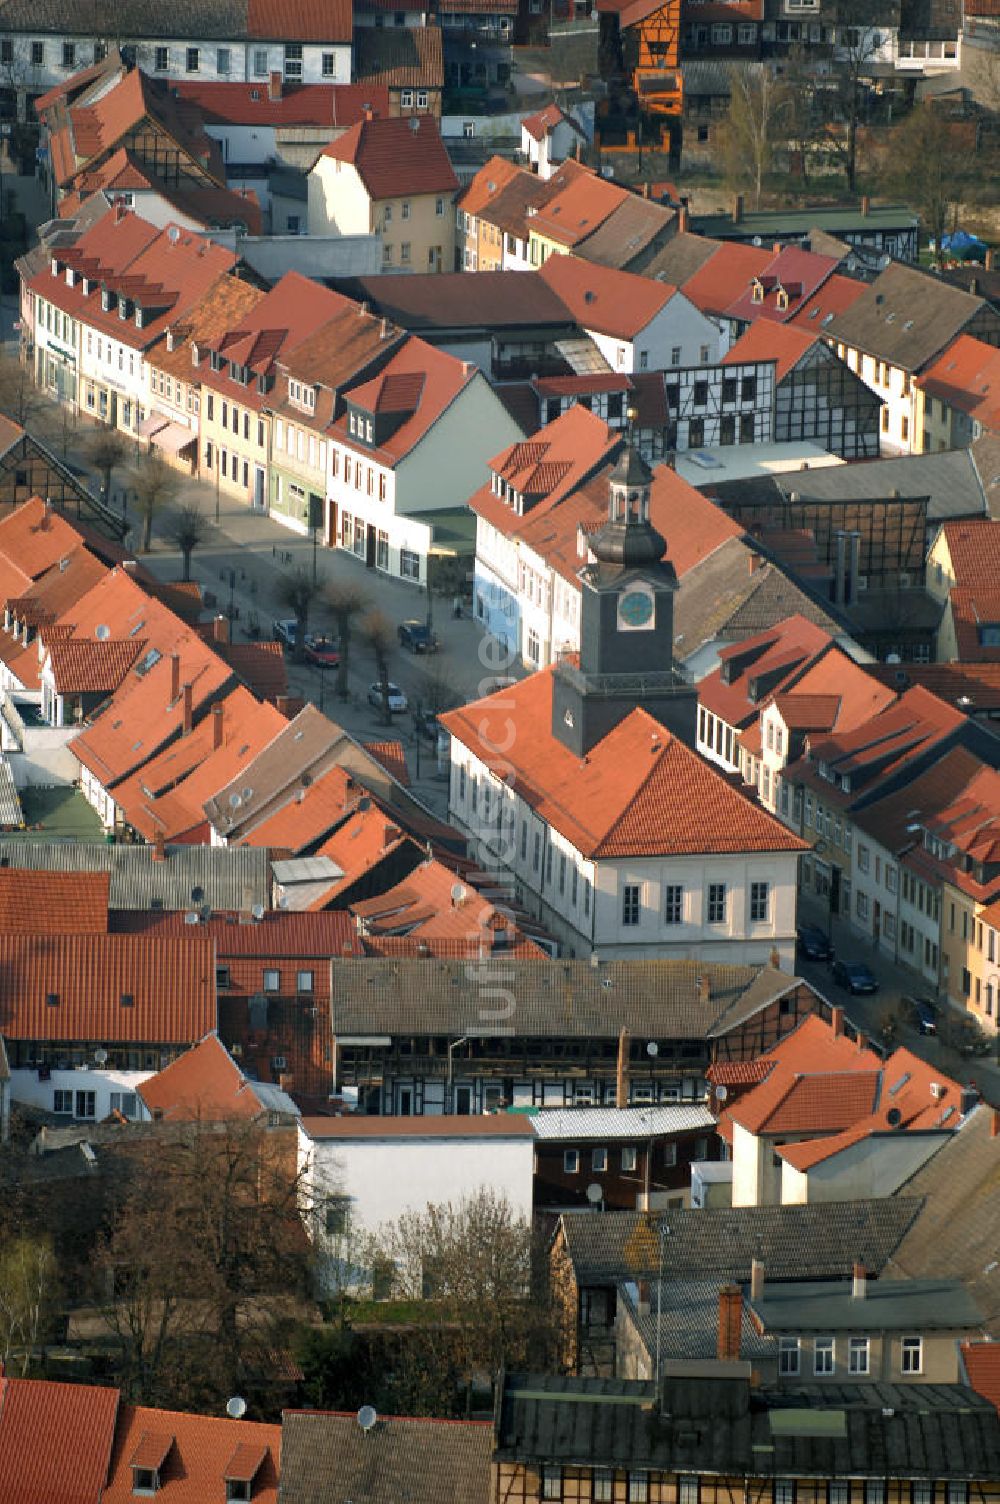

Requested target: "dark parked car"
[
  {"left": 904, "top": 995, "right": 937, "bottom": 1035},
  {"left": 831, "top": 959, "right": 880, "bottom": 995},
  {"left": 398, "top": 620, "right": 438, "bottom": 653},
  {"left": 272, "top": 617, "right": 299, "bottom": 649},
  {"left": 796, "top": 923, "right": 833, "bottom": 961}
]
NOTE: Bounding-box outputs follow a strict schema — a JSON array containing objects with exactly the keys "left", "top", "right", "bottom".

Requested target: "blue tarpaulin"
[{"left": 940, "top": 229, "right": 987, "bottom": 260}]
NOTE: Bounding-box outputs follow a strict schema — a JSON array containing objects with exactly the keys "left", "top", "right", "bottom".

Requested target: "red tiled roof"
[
  {"left": 722, "top": 321, "right": 818, "bottom": 384},
  {"left": 0, "top": 869, "right": 110, "bottom": 933},
  {"left": 139, "top": 1032, "right": 275, "bottom": 1121},
  {"left": 7, "top": 545, "right": 108, "bottom": 629},
  {"left": 762, "top": 1071, "right": 881, "bottom": 1133},
  {"left": 804, "top": 683, "right": 965, "bottom": 785},
  {"left": 0, "top": 1378, "right": 120, "bottom": 1504},
  {"left": 351, "top": 855, "right": 526, "bottom": 946},
  {"left": 457, "top": 154, "right": 524, "bottom": 217},
  {"left": 442, "top": 667, "right": 806, "bottom": 859},
  {"left": 362, "top": 738, "right": 410, "bottom": 786},
  {"left": 706, "top": 1058, "right": 771, "bottom": 1085},
  {"left": 247, "top": 0, "right": 352, "bottom": 44},
  {"left": 527, "top": 168, "right": 627, "bottom": 249},
  {"left": 335, "top": 336, "right": 477, "bottom": 467},
  {"left": 103, "top": 1404, "right": 280, "bottom": 1504},
  {"left": 311, "top": 802, "right": 410, "bottom": 905},
  {"left": 940, "top": 519, "right": 1000, "bottom": 591},
  {"left": 236, "top": 764, "right": 356, "bottom": 853},
  {"left": 318, "top": 114, "right": 457, "bottom": 199},
  {"left": 723, "top": 245, "right": 840, "bottom": 326},
  {"left": 678, "top": 242, "right": 773, "bottom": 318},
  {"left": 0, "top": 934, "right": 216, "bottom": 1043},
  {"left": 698, "top": 616, "right": 835, "bottom": 729},
  {"left": 963, "top": 1341, "right": 1000, "bottom": 1414},
  {"left": 0, "top": 496, "right": 89, "bottom": 579},
  {"left": 538, "top": 254, "right": 678, "bottom": 341},
  {"left": 46, "top": 637, "right": 145, "bottom": 694},
  {"left": 917, "top": 334, "right": 1000, "bottom": 431},
  {"left": 174, "top": 80, "right": 387, "bottom": 127},
  {"left": 771, "top": 692, "right": 842, "bottom": 731},
  {"left": 789, "top": 272, "right": 868, "bottom": 332},
  {"left": 522, "top": 103, "right": 582, "bottom": 143}
]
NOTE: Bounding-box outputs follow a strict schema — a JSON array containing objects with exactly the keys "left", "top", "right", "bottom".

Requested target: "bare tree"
[
  {"left": 363, "top": 1189, "right": 558, "bottom": 1392},
  {"left": 0, "top": 1234, "right": 60, "bottom": 1377},
  {"left": 86, "top": 425, "right": 129, "bottom": 513},
  {"left": 165, "top": 502, "right": 208, "bottom": 582},
  {"left": 130, "top": 449, "right": 181, "bottom": 553},
  {"left": 274, "top": 566, "right": 321, "bottom": 663},
  {"left": 827, "top": 0, "right": 888, "bottom": 191},
  {"left": 721, "top": 63, "right": 790, "bottom": 209},
  {"left": 0, "top": 349, "right": 42, "bottom": 428},
  {"left": 324, "top": 579, "right": 369, "bottom": 702},
  {"left": 888, "top": 104, "right": 970, "bottom": 260},
  {"left": 361, "top": 608, "right": 395, "bottom": 725}
]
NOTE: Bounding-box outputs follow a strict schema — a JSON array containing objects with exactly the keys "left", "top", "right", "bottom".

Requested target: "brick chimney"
[
  {"left": 677, "top": 204, "right": 689, "bottom": 235},
  {"left": 861, "top": 194, "right": 871, "bottom": 217},
  {"left": 275, "top": 695, "right": 291, "bottom": 716},
  {"left": 750, "top": 1258, "right": 764, "bottom": 1301},
  {"left": 170, "top": 652, "right": 180, "bottom": 704},
  {"left": 748, "top": 551, "right": 760, "bottom": 575},
  {"left": 212, "top": 701, "right": 224, "bottom": 751},
  {"left": 831, "top": 1005, "right": 844, "bottom": 1038},
  {"left": 213, "top": 614, "right": 230, "bottom": 644},
  {"left": 733, "top": 193, "right": 744, "bottom": 225},
  {"left": 717, "top": 1285, "right": 743, "bottom": 1361},
  {"left": 269, "top": 70, "right": 282, "bottom": 102},
  {"left": 986, "top": 248, "right": 996, "bottom": 272},
  {"left": 852, "top": 1262, "right": 867, "bottom": 1299},
  {"left": 182, "top": 682, "right": 193, "bottom": 735},
  {"left": 152, "top": 829, "right": 166, "bottom": 862},
  {"left": 616, "top": 1025, "right": 629, "bottom": 1109}
]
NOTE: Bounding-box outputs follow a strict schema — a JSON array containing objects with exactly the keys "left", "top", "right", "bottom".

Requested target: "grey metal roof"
[
  {"left": 559, "top": 1199, "right": 924, "bottom": 1285},
  {"left": 642, "top": 231, "right": 722, "bottom": 290},
  {"left": 619, "top": 1277, "right": 773, "bottom": 1363},
  {"left": 0, "top": 840, "right": 271, "bottom": 911},
  {"left": 0, "top": 0, "right": 248, "bottom": 38},
  {"left": 771, "top": 449, "right": 988, "bottom": 524},
  {"left": 278, "top": 1410, "right": 493, "bottom": 1504},
  {"left": 496, "top": 1372, "right": 1000, "bottom": 1479},
  {"left": 329, "top": 958, "right": 799, "bottom": 1040},
  {"left": 751, "top": 1277, "right": 982, "bottom": 1333},
  {"left": 528, "top": 1105, "right": 715, "bottom": 1140},
  {"left": 0, "top": 764, "right": 24, "bottom": 830},
  {"left": 271, "top": 856, "right": 342, "bottom": 885},
  {"left": 248, "top": 1079, "right": 301, "bottom": 1117}
]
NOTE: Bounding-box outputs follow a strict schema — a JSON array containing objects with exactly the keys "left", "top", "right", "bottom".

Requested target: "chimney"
[
  {"left": 641, "top": 181, "right": 650, "bottom": 199},
  {"left": 275, "top": 695, "right": 291, "bottom": 716},
  {"left": 861, "top": 194, "right": 871, "bottom": 217},
  {"left": 616, "top": 1025, "right": 629, "bottom": 1109},
  {"left": 750, "top": 1258, "right": 764, "bottom": 1301},
  {"left": 717, "top": 1285, "right": 743, "bottom": 1362},
  {"left": 182, "top": 682, "right": 193, "bottom": 735},
  {"left": 268, "top": 70, "right": 282, "bottom": 102},
  {"left": 831, "top": 1005, "right": 844, "bottom": 1038},
  {"left": 677, "top": 204, "right": 689, "bottom": 235},
  {"left": 115, "top": 199, "right": 128, "bottom": 224},
  {"left": 212, "top": 701, "right": 224, "bottom": 751},
  {"left": 969, "top": 277, "right": 979, "bottom": 297},
  {"left": 213, "top": 614, "right": 230, "bottom": 644},
  {"left": 383, "top": 824, "right": 401, "bottom": 850},
  {"left": 698, "top": 973, "right": 711, "bottom": 1004},
  {"left": 40, "top": 499, "right": 51, "bottom": 530},
  {"left": 857, "top": 1032, "right": 868, "bottom": 1053},
  {"left": 733, "top": 193, "right": 744, "bottom": 225},
  {"left": 852, "top": 1262, "right": 867, "bottom": 1299},
  {"left": 773, "top": 241, "right": 782, "bottom": 255},
  {"left": 170, "top": 652, "right": 180, "bottom": 704},
  {"left": 363, "top": 104, "right": 374, "bottom": 122},
  {"left": 152, "top": 829, "right": 166, "bottom": 862},
  {"left": 986, "top": 248, "right": 996, "bottom": 272},
  {"left": 748, "top": 552, "right": 760, "bottom": 575}
]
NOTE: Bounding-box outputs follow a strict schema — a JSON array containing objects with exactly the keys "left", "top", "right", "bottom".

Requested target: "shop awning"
[
  {"left": 138, "top": 412, "right": 170, "bottom": 439},
  {"left": 151, "top": 422, "right": 196, "bottom": 455}
]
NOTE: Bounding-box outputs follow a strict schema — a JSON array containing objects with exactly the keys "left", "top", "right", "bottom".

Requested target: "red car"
[{"left": 304, "top": 635, "right": 340, "bottom": 668}]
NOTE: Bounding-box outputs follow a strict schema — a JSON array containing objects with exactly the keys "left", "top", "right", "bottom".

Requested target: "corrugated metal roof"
[
  {"left": 528, "top": 1105, "right": 715, "bottom": 1139},
  {"left": 0, "top": 763, "right": 24, "bottom": 830},
  {"left": 0, "top": 840, "right": 271, "bottom": 911}
]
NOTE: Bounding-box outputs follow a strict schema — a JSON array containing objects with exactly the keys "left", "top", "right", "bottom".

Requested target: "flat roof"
[
  {"left": 750, "top": 1277, "right": 982, "bottom": 1333},
  {"left": 677, "top": 443, "right": 844, "bottom": 490},
  {"left": 300, "top": 1114, "right": 536, "bottom": 1140}
]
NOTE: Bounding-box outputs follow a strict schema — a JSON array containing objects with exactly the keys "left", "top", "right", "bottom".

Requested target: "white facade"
[
  {"left": 298, "top": 1120, "right": 535, "bottom": 1289},
  {"left": 833, "top": 341, "right": 917, "bottom": 456},
  {"left": 76, "top": 310, "right": 150, "bottom": 433},
  {"left": 447, "top": 737, "right": 799, "bottom": 964},
  {"left": 780, "top": 1130, "right": 952, "bottom": 1205},
  {"left": 11, "top": 1065, "right": 154, "bottom": 1122},
  {"left": 584, "top": 293, "right": 721, "bottom": 378},
  {"left": 521, "top": 116, "right": 581, "bottom": 181}
]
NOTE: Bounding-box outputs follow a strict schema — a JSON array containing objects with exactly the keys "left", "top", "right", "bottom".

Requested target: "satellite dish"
[
  {"left": 226, "top": 1396, "right": 247, "bottom": 1419},
  {"left": 715, "top": 1083, "right": 728, "bottom": 1101},
  {"left": 184, "top": 911, "right": 200, "bottom": 926},
  {"left": 451, "top": 883, "right": 467, "bottom": 903},
  {"left": 646, "top": 1041, "right": 659, "bottom": 1057},
  {"left": 241, "top": 787, "right": 253, "bottom": 803},
  {"left": 585, "top": 1182, "right": 603, "bottom": 1205},
  {"left": 95, "top": 624, "right": 110, "bottom": 640},
  {"left": 94, "top": 1048, "right": 108, "bottom": 1066},
  {"left": 251, "top": 903, "right": 265, "bottom": 921},
  {"left": 886, "top": 1106, "right": 902, "bottom": 1128},
  {"left": 357, "top": 1405, "right": 377, "bottom": 1433},
  {"left": 229, "top": 793, "right": 242, "bottom": 810}
]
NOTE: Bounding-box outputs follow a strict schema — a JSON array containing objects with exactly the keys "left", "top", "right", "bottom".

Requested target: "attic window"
[
  {"left": 132, "top": 1467, "right": 159, "bottom": 1495},
  {"left": 751, "top": 282, "right": 764, "bottom": 304},
  {"left": 119, "top": 299, "right": 130, "bottom": 321},
  {"left": 250, "top": 87, "right": 260, "bottom": 100},
  {"left": 776, "top": 289, "right": 789, "bottom": 311},
  {"left": 46, "top": 992, "right": 59, "bottom": 1007},
  {"left": 135, "top": 304, "right": 145, "bottom": 329},
  {"left": 102, "top": 287, "right": 115, "bottom": 313},
  {"left": 210, "top": 351, "right": 223, "bottom": 373},
  {"left": 191, "top": 343, "right": 200, "bottom": 367},
  {"left": 121, "top": 992, "right": 134, "bottom": 1008},
  {"left": 226, "top": 1484, "right": 251, "bottom": 1503}
]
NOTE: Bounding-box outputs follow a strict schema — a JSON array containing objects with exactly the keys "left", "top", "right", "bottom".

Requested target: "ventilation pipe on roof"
[
  {"left": 182, "top": 682, "right": 193, "bottom": 736},
  {"left": 152, "top": 828, "right": 166, "bottom": 862},
  {"left": 170, "top": 652, "right": 180, "bottom": 704},
  {"left": 852, "top": 1262, "right": 867, "bottom": 1299},
  {"left": 677, "top": 205, "right": 689, "bottom": 235},
  {"left": 861, "top": 194, "right": 871, "bottom": 217},
  {"left": 212, "top": 701, "right": 224, "bottom": 751},
  {"left": 831, "top": 1005, "right": 844, "bottom": 1038}
]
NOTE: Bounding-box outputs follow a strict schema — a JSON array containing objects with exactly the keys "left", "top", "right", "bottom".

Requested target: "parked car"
[
  {"left": 367, "top": 681, "right": 408, "bottom": 713},
  {"left": 415, "top": 710, "right": 441, "bottom": 744},
  {"left": 304, "top": 635, "right": 340, "bottom": 668},
  {"left": 272, "top": 618, "right": 299, "bottom": 649},
  {"left": 904, "top": 995, "right": 938, "bottom": 1035},
  {"left": 398, "top": 620, "right": 438, "bottom": 653},
  {"left": 831, "top": 959, "right": 880, "bottom": 995},
  {"left": 796, "top": 923, "right": 833, "bottom": 962}
]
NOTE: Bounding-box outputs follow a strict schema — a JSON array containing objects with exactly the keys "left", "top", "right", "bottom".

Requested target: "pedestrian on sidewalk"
[{"left": 452, "top": 595, "right": 462, "bottom": 619}]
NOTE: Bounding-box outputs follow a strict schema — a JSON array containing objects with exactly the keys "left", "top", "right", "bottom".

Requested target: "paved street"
[{"left": 794, "top": 890, "right": 1000, "bottom": 1100}]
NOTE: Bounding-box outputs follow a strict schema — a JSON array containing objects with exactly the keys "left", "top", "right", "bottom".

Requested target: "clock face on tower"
[{"left": 617, "top": 587, "right": 655, "bottom": 631}]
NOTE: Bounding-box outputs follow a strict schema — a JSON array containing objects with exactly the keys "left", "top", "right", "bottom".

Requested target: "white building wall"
[
  {"left": 308, "top": 157, "right": 373, "bottom": 236},
  {"left": 785, "top": 1131, "right": 953, "bottom": 1203},
  {"left": 11, "top": 1066, "right": 154, "bottom": 1121},
  {"left": 730, "top": 1120, "right": 761, "bottom": 1207},
  {"left": 585, "top": 293, "right": 721, "bottom": 378}
]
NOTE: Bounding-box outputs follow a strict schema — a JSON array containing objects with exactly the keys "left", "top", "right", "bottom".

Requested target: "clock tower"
[{"left": 551, "top": 437, "right": 696, "bottom": 756}]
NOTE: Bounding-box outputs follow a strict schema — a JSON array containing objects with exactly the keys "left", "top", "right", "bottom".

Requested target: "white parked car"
[{"left": 367, "top": 681, "right": 408, "bottom": 713}]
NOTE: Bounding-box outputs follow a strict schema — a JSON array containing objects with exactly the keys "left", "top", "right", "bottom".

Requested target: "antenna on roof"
[
  {"left": 357, "top": 1405, "right": 378, "bottom": 1433},
  {"left": 251, "top": 903, "right": 265, "bottom": 922},
  {"left": 226, "top": 1396, "right": 247, "bottom": 1420},
  {"left": 94, "top": 1048, "right": 108, "bottom": 1066},
  {"left": 585, "top": 1182, "right": 603, "bottom": 1205}
]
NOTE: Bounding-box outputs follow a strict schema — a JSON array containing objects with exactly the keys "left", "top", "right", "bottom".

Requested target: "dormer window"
[
  {"left": 191, "top": 342, "right": 199, "bottom": 366},
  {"left": 66, "top": 267, "right": 76, "bottom": 287},
  {"left": 101, "top": 287, "right": 116, "bottom": 313},
  {"left": 130, "top": 1434, "right": 172, "bottom": 1494},
  {"left": 226, "top": 1484, "right": 251, "bottom": 1503},
  {"left": 135, "top": 304, "right": 144, "bottom": 328},
  {"left": 232, "top": 363, "right": 249, "bottom": 386},
  {"left": 751, "top": 281, "right": 764, "bottom": 304},
  {"left": 224, "top": 1442, "right": 268, "bottom": 1501},
  {"left": 51, "top": 257, "right": 59, "bottom": 276},
  {"left": 83, "top": 277, "right": 94, "bottom": 296},
  {"left": 776, "top": 288, "right": 789, "bottom": 311},
  {"left": 132, "top": 1468, "right": 159, "bottom": 1496},
  {"left": 210, "top": 351, "right": 223, "bottom": 373},
  {"left": 119, "top": 299, "right": 130, "bottom": 320}
]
